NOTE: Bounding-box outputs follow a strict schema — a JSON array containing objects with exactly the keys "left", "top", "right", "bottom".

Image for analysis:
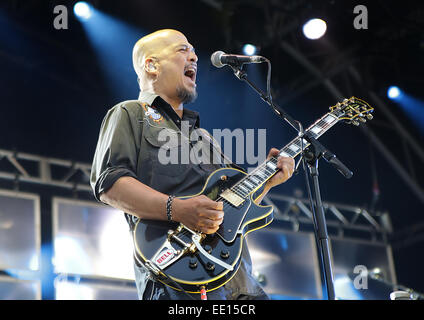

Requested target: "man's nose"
[{"left": 189, "top": 50, "right": 198, "bottom": 63}]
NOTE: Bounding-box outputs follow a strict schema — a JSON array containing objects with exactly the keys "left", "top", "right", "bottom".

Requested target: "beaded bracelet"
[{"left": 166, "top": 195, "right": 175, "bottom": 222}]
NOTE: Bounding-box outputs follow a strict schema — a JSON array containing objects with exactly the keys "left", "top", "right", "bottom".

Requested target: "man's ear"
[{"left": 145, "top": 58, "right": 158, "bottom": 74}]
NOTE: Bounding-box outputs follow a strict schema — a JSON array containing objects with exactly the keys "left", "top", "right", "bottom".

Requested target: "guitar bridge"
[
  {"left": 148, "top": 225, "right": 204, "bottom": 272},
  {"left": 220, "top": 189, "right": 245, "bottom": 207},
  {"left": 149, "top": 239, "right": 184, "bottom": 271}
]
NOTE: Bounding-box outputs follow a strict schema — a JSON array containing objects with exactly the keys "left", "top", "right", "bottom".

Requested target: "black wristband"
[{"left": 166, "top": 195, "right": 175, "bottom": 222}]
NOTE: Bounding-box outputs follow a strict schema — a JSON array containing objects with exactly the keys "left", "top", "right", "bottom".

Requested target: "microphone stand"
[
  {"left": 229, "top": 63, "right": 353, "bottom": 300},
  {"left": 230, "top": 65, "right": 301, "bottom": 134}
]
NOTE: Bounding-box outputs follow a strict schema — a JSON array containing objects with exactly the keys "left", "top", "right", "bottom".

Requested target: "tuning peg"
[
  {"left": 367, "top": 114, "right": 374, "bottom": 120},
  {"left": 352, "top": 120, "right": 360, "bottom": 126},
  {"left": 359, "top": 117, "right": 367, "bottom": 123}
]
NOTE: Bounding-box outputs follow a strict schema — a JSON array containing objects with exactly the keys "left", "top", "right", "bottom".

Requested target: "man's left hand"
[{"left": 265, "top": 148, "right": 295, "bottom": 189}]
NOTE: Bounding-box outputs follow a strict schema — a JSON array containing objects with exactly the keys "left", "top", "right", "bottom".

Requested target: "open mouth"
[{"left": 184, "top": 65, "right": 197, "bottom": 83}]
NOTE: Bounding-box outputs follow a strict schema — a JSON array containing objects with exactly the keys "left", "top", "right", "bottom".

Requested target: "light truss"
[
  {"left": 264, "top": 193, "right": 390, "bottom": 244},
  {"left": 0, "top": 148, "right": 92, "bottom": 192}
]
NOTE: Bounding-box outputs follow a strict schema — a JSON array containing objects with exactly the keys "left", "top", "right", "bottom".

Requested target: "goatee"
[{"left": 177, "top": 87, "right": 198, "bottom": 105}]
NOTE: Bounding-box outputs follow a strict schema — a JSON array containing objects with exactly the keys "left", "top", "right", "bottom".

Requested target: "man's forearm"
[{"left": 100, "top": 176, "right": 169, "bottom": 220}]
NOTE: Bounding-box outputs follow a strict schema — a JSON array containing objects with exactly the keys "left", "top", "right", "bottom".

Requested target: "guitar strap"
[{"left": 197, "top": 128, "right": 247, "bottom": 173}]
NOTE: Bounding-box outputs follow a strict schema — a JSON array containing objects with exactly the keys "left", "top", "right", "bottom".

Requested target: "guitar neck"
[{"left": 230, "top": 111, "right": 343, "bottom": 198}]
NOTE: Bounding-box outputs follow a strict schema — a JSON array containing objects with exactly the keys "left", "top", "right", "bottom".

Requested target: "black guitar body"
[{"left": 133, "top": 168, "right": 274, "bottom": 293}]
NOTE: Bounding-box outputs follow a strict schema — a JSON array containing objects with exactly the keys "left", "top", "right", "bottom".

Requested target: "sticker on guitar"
[{"left": 155, "top": 247, "right": 177, "bottom": 267}]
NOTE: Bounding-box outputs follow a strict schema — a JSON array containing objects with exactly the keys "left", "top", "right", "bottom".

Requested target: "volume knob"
[
  {"left": 189, "top": 258, "right": 197, "bottom": 269},
  {"left": 206, "top": 262, "right": 215, "bottom": 271},
  {"left": 220, "top": 249, "right": 230, "bottom": 259}
]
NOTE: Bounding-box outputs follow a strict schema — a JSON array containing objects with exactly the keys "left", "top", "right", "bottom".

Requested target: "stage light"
[
  {"left": 242, "top": 44, "right": 257, "bottom": 56},
  {"left": 77, "top": 7, "right": 145, "bottom": 98},
  {"left": 387, "top": 86, "right": 402, "bottom": 100},
  {"left": 74, "top": 2, "right": 92, "bottom": 20},
  {"left": 303, "top": 18, "right": 327, "bottom": 40}
]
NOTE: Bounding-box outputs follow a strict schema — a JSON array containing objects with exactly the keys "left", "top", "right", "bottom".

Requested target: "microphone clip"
[{"left": 230, "top": 65, "right": 247, "bottom": 81}]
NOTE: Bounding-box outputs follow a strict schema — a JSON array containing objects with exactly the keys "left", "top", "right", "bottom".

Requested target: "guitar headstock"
[{"left": 330, "top": 97, "right": 374, "bottom": 126}]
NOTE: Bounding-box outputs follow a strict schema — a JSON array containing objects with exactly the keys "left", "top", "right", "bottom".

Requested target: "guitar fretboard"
[{"left": 230, "top": 110, "right": 344, "bottom": 198}]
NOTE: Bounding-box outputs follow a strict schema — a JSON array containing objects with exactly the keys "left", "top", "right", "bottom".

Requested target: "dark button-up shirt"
[{"left": 90, "top": 92, "right": 268, "bottom": 300}]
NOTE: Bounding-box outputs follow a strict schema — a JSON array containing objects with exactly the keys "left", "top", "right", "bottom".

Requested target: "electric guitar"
[{"left": 133, "top": 97, "right": 374, "bottom": 293}]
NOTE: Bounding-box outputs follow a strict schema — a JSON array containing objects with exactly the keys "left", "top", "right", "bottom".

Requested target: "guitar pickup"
[{"left": 220, "top": 189, "right": 245, "bottom": 207}]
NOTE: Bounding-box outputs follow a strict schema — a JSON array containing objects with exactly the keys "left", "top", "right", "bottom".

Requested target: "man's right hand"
[{"left": 172, "top": 195, "right": 224, "bottom": 234}]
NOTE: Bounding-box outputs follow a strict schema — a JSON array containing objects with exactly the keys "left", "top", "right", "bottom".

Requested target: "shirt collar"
[{"left": 138, "top": 91, "right": 200, "bottom": 129}]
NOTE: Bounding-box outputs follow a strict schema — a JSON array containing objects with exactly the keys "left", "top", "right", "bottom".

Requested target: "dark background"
[{"left": 0, "top": 0, "right": 423, "bottom": 296}]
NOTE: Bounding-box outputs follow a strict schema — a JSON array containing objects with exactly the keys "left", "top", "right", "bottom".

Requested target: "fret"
[
  {"left": 265, "top": 168, "right": 275, "bottom": 177},
  {"left": 266, "top": 161, "right": 277, "bottom": 170},
  {"left": 269, "top": 157, "right": 278, "bottom": 164},
  {"left": 243, "top": 180, "right": 254, "bottom": 189},
  {"left": 263, "top": 165, "right": 273, "bottom": 174},
  {"left": 232, "top": 186, "right": 248, "bottom": 198},
  {"left": 310, "top": 125, "right": 323, "bottom": 135},
  {"left": 288, "top": 144, "right": 300, "bottom": 153},
  {"left": 322, "top": 114, "right": 337, "bottom": 124},
  {"left": 237, "top": 185, "right": 249, "bottom": 193},
  {"left": 282, "top": 148, "right": 296, "bottom": 157},
  {"left": 256, "top": 167, "right": 268, "bottom": 177},
  {"left": 249, "top": 176, "right": 261, "bottom": 184}
]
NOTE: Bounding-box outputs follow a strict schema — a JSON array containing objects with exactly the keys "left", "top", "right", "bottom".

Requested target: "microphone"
[{"left": 211, "top": 51, "right": 265, "bottom": 68}]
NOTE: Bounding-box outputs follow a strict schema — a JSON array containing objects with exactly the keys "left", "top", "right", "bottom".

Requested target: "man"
[{"left": 90, "top": 29, "right": 295, "bottom": 300}]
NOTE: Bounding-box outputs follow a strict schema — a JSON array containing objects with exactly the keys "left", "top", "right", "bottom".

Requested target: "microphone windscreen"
[{"left": 210, "top": 51, "right": 225, "bottom": 68}]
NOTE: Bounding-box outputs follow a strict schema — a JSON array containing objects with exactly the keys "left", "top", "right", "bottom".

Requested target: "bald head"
[{"left": 133, "top": 29, "right": 188, "bottom": 80}]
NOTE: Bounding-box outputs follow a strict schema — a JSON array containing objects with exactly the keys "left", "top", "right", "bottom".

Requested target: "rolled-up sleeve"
[{"left": 90, "top": 105, "right": 140, "bottom": 202}]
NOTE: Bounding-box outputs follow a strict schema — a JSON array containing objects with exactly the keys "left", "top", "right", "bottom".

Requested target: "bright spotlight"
[
  {"left": 74, "top": 2, "right": 92, "bottom": 20},
  {"left": 303, "top": 18, "right": 327, "bottom": 40},
  {"left": 242, "top": 44, "right": 257, "bottom": 56},
  {"left": 388, "top": 86, "right": 402, "bottom": 100}
]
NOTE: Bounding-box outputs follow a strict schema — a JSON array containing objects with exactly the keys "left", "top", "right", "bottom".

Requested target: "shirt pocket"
[{"left": 143, "top": 124, "right": 191, "bottom": 178}]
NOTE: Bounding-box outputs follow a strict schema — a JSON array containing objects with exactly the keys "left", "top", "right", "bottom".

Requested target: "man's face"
[{"left": 155, "top": 32, "right": 198, "bottom": 104}]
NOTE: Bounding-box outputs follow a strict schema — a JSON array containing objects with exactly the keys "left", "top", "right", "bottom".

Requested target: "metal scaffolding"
[
  {"left": 0, "top": 148, "right": 92, "bottom": 192},
  {"left": 0, "top": 147, "right": 389, "bottom": 244},
  {"left": 263, "top": 193, "right": 390, "bottom": 244}
]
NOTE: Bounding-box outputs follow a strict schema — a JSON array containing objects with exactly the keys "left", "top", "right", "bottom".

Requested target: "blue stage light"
[
  {"left": 74, "top": 2, "right": 92, "bottom": 20},
  {"left": 387, "top": 86, "right": 402, "bottom": 100},
  {"left": 243, "top": 44, "right": 257, "bottom": 56}
]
